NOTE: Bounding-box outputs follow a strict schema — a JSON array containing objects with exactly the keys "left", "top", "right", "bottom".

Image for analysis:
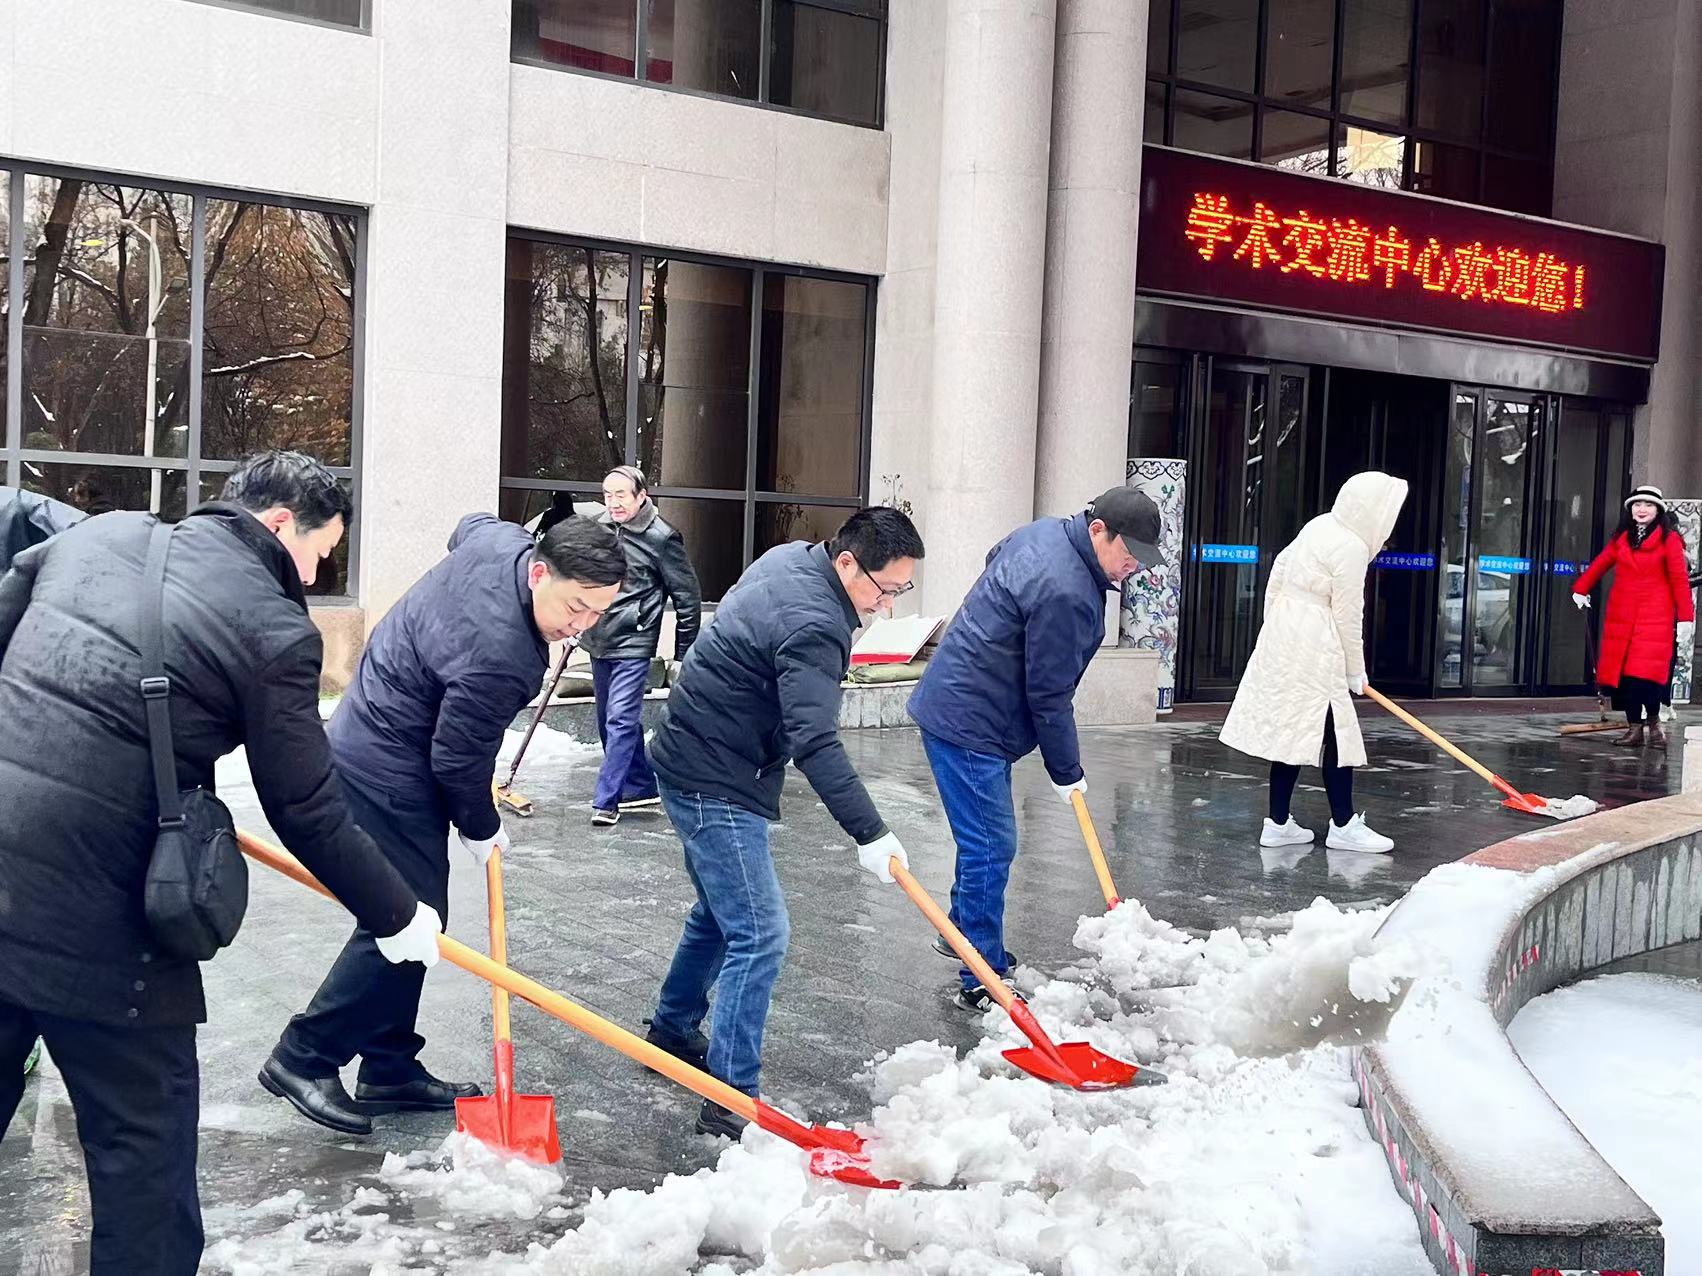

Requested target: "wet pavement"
[{"left": 0, "top": 707, "right": 1688, "bottom": 1272}]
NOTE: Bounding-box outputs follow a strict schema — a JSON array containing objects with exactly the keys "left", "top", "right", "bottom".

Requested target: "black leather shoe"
[
  {"left": 354, "top": 1073, "right": 481, "bottom": 1113},
  {"left": 643, "top": 1019, "right": 709, "bottom": 1071},
  {"left": 259, "top": 1056, "right": 372, "bottom": 1136},
  {"left": 695, "top": 1098, "right": 749, "bottom": 1140}
]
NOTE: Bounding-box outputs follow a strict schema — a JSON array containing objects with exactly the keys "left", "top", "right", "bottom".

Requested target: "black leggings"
[
  {"left": 1269, "top": 708, "right": 1355, "bottom": 827},
  {"left": 1621, "top": 685, "right": 1664, "bottom": 725}
]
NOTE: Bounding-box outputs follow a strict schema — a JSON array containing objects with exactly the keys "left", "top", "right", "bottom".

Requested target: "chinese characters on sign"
[
  {"left": 1135, "top": 147, "right": 1664, "bottom": 362},
  {"left": 1184, "top": 192, "right": 1587, "bottom": 315},
  {"left": 1197, "top": 543, "right": 1259, "bottom": 564}
]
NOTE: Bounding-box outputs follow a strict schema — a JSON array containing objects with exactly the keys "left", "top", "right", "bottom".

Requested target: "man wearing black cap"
[{"left": 907, "top": 486, "right": 1162, "bottom": 1009}]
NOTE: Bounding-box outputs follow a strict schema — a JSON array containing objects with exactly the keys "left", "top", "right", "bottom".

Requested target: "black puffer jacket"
[
  {"left": 0, "top": 505, "right": 417, "bottom": 1027},
  {"left": 650, "top": 541, "right": 884, "bottom": 844},
  {"left": 578, "top": 501, "right": 702, "bottom": 662},
  {"left": 328, "top": 514, "right": 548, "bottom": 841},
  {"left": 0, "top": 485, "right": 85, "bottom": 575}
]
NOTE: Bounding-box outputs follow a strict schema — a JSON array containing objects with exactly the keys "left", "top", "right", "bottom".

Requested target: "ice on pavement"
[
  {"left": 204, "top": 898, "right": 1437, "bottom": 1274},
  {"left": 1510, "top": 972, "right": 1702, "bottom": 1273}
]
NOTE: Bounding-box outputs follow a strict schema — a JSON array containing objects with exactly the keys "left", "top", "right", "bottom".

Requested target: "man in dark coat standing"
[
  {"left": 0, "top": 451, "right": 435, "bottom": 1276},
  {"left": 262, "top": 515, "right": 626, "bottom": 1133},
  {"left": 581, "top": 465, "right": 702, "bottom": 826},
  {"left": 908, "top": 487, "right": 1161, "bottom": 1010},
  {"left": 644, "top": 507, "right": 922, "bottom": 1138}
]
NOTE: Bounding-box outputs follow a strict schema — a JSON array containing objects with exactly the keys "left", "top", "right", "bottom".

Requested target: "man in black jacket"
[
  {"left": 0, "top": 451, "right": 436, "bottom": 1276},
  {"left": 582, "top": 466, "right": 703, "bottom": 827},
  {"left": 262, "top": 514, "right": 626, "bottom": 1134},
  {"left": 645, "top": 507, "right": 922, "bottom": 1138}
]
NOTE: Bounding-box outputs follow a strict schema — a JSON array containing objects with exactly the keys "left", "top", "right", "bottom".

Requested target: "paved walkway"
[{"left": 0, "top": 708, "right": 1685, "bottom": 1271}]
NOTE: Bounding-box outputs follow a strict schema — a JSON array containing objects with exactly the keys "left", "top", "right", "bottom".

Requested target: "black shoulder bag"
[{"left": 139, "top": 520, "right": 249, "bottom": 961}]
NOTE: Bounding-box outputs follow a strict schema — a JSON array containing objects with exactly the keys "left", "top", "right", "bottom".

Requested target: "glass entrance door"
[
  {"left": 1540, "top": 404, "right": 1631, "bottom": 691},
  {"left": 1438, "top": 388, "right": 1543, "bottom": 693},
  {"left": 1180, "top": 358, "right": 1313, "bottom": 699}
]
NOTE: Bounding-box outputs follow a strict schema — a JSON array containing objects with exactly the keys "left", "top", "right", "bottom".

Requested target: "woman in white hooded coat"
[{"left": 1219, "top": 471, "right": 1408, "bottom": 853}]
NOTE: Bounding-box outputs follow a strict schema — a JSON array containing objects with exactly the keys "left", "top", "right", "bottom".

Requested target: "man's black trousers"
[
  {"left": 271, "top": 774, "right": 451, "bottom": 1083},
  {"left": 0, "top": 998, "right": 201, "bottom": 1274}
]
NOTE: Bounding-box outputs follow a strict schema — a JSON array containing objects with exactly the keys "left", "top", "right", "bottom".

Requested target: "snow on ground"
[
  {"left": 1509, "top": 972, "right": 1702, "bottom": 1274},
  {"left": 202, "top": 898, "right": 1438, "bottom": 1275}
]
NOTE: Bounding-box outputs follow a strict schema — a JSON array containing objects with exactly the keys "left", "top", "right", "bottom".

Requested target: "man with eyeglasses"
[
  {"left": 908, "top": 486, "right": 1162, "bottom": 1011},
  {"left": 643, "top": 506, "right": 924, "bottom": 1139},
  {"left": 260, "top": 515, "right": 626, "bottom": 1136}
]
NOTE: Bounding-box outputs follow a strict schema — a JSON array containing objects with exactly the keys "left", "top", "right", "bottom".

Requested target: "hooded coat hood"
[{"left": 1332, "top": 471, "right": 1409, "bottom": 556}]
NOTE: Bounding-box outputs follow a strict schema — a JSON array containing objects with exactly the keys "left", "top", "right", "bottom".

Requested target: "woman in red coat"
[{"left": 1572, "top": 484, "right": 1695, "bottom": 748}]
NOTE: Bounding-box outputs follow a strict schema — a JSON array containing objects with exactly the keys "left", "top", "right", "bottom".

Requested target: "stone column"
[
  {"left": 1033, "top": 0, "right": 1146, "bottom": 520},
  {"left": 358, "top": 0, "right": 512, "bottom": 622},
  {"left": 922, "top": 0, "right": 1059, "bottom": 615},
  {"left": 1553, "top": 0, "right": 1702, "bottom": 492}
]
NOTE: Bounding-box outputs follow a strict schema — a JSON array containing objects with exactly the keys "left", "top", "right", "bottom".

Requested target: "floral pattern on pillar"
[
  {"left": 1670, "top": 498, "right": 1701, "bottom": 709},
  {"left": 1119, "top": 458, "right": 1186, "bottom": 713}
]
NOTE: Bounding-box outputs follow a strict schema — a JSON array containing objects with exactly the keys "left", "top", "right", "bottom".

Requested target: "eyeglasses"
[{"left": 851, "top": 552, "right": 914, "bottom": 600}]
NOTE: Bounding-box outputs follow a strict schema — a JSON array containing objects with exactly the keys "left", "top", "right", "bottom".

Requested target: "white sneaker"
[
  {"left": 1260, "top": 817, "right": 1314, "bottom": 847},
  {"left": 1326, "top": 814, "right": 1394, "bottom": 854}
]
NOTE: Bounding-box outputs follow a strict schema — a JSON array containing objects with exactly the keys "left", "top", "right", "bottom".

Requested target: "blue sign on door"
[
  {"left": 1478, "top": 555, "right": 1532, "bottom": 574},
  {"left": 1373, "top": 552, "right": 1436, "bottom": 570},
  {"left": 1198, "top": 544, "right": 1259, "bottom": 564}
]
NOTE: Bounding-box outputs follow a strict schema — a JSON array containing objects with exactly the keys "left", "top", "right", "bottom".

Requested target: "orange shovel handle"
[
  {"left": 237, "top": 831, "right": 765, "bottom": 1132},
  {"left": 1363, "top": 685, "right": 1500, "bottom": 787},
  {"left": 1070, "top": 791, "right": 1120, "bottom": 908},
  {"left": 888, "top": 859, "right": 1016, "bottom": 1014}
]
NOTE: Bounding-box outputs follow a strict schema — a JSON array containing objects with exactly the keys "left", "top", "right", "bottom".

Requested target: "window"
[
  {"left": 2, "top": 163, "right": 363, "bottom": 597},
  {"left": 501, "top": 233, "right": 874, "bottom": 600},
  {"left": 184, "top": 0, "right": 368, "bottom": 29},
  {"left": 1145, "top": 0, "right": 1561, "bottom": 216},
  {"left": 515, "top": 0, "right": 885, "bottom": 128}
]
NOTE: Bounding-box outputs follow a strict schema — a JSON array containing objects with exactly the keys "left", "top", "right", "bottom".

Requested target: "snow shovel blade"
[
  {"left": 496, "top": 785, "right": 535, "bottom": 818},
  {"left": 753, "top": 1105, "right": 901, "bottom": 1190},
  {"left": 1002, "top": 1041, "right": 1166, "bottom": 1090},
  {"left": 1500, "top": 791, "right": 1551, "bottom": 815},
  {"left": 455, "top": 1091, "right": 562, "bottom": 1164}
]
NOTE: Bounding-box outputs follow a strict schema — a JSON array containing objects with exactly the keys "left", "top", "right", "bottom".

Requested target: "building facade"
[{"left": 1, "top": 0, "right": 1697, "bottom": 700}]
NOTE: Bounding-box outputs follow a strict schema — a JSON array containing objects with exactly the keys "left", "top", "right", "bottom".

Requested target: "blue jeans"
[
  {"left": 921, "top": 731, "right": 1018, "bottom": 990},
  {"left": 592, "top": 657, "right": 657, "bottom": 811},
  {"left": 651, "top": 783, "right": 789, "bottom": 1094}
]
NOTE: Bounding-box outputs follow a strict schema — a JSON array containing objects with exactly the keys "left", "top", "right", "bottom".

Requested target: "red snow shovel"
[
  {"left": 1364, "top": 685, "right": 1555, "bottom": 816},
  {"left": 1070, "top": 791, "right": 1121, "bottom": 909},
  {"left": 889, "top": 858, "right": 1162, "bottom": 1090},
  {"left": 454, "top": 848, "right": 561, "bottom": 1163},
  {"left": 237, "top": 830, "right": 902, "bottom": 1190}
]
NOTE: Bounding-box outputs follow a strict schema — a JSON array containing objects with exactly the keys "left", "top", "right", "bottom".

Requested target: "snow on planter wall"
[{"left": 1351, "top": 794, "right": 1702, "bottom": 1276}]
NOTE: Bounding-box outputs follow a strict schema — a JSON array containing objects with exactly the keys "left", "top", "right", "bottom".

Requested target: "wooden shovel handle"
[
  {"left": 888, "top": 859, "right": 1017, "bottom": 1015},
  {"left": 487, "top": 850, "right": 511, "bottom": 1045},
  {"left": 1070, "top": 791, "right": 1120, "bottom": 908},
  {"left": 1362, "top": 685, "right": 1499, "bottom": 787},
  {"left": 237, "top": 831, "right": 764, "bottom": 1130}
]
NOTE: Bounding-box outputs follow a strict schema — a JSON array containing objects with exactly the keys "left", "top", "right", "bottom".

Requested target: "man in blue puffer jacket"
[{"left": 908, "top": 486, "right": 1161, "bottom": 1009}]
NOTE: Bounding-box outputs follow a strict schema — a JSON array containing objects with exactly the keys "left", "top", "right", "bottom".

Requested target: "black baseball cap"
[{"left": 1087, "top": 486, "right": 1163, "bottom": 566}]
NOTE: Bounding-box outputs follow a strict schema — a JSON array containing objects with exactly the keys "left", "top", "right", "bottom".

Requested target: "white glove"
[
  {"left": 1348, "top": 673, "right": 1366, "bottom": 695},
  {"left": 1051, "top": 776, "right": 1087, "bottom": 804},
  {"left": 1572, "top": 593, "right": 1591, "bottom": 610},
  {"left": 857, "top": 831, "right": 907, "bottom": 883},
  {"left": 456, "top": 821, "right": 510, "bottom": 867},
  {"left": 375, "top": 903, "right": 442, "bottom": 967}
]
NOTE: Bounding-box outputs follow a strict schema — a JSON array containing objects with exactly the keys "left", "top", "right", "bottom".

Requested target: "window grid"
[
  {"left": 1146, "top": 0, "right": 1562, "bottom": 215},
  {"left": 0, "top": 158, "right": 366, "bottom": 598},
  {"left": 500, "top": 230, "right": 875, "bottom": 600},
  {"left": 512, "top": 0, "right": 887, "bottom": 129}
]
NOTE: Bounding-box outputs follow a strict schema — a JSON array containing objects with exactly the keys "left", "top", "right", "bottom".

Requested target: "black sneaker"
[
  {"left": 695, "top": 1098, "right": 749, "bottom": 1140},
  {"left": 642, "top": 1019, "right": 709, "bottom": 1072},
  {"left": 952, "top": 979, "right": 1014, "bottom": 1013},
  {"left": 619, "top": 794, "right": 662, "bottom": 811},
  {"left": 932, "top": 934, "right": 1015, "bottom": 968},
  {"left": 591, "top": 807, "right": 619, "bottom": 827}
]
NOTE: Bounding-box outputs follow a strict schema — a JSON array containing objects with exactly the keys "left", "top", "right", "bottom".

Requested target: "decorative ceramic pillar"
[
  {"left": 1669, "top": 497, "right": 1701, "bottom": 709},
  {"left": 1120, "top": 457, "right": 1186, "bottom": 713}
]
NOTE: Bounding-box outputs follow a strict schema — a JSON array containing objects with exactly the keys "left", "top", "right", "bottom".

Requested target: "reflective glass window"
[
  {"left": 1415, "top": 0, "right": 1485, "bottom": 139},
  {"left": 756, "top": 274, "right": 867, "bottom": 500},
  {"left": 770, "top": 2, "right": 883, "bottom": 127},
  {"left": 646, "top": 0, "right": 763, "bottom": 101},
  {"left": 1412, "top": 139, "right": 1482, "bottom": 202},
  {"left": 1265, "top": 0, "right": 1335, "bottom": 110},
  {"left": 1148, "top": 0, "right": 1171, "bottom": 75},
  {"left": 1485, "top": 0, "right": 1559, "bottom": 156},
  {"left": 1261, "top": 110, "right": 1334, "bottom": 174},
  {"left": 513, "top": 0, "right": 639, "bottom": 75},
  {"left": 1341, "top": 0, "right": 1412, "bottom": 126},
  {"left": 1336, "top": 126, "right": 1406, "bottom": 186},
  {"left": 1173, "top": 90, "right": 1254, "bottom": 159},
  {"left": 1177, "top": 0, "right": 1259, "bottom": 93}
]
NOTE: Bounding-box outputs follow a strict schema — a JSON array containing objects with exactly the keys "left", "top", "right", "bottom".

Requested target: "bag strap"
[{"left": 139, "top": 520, "right": 184, "bottom": 831}]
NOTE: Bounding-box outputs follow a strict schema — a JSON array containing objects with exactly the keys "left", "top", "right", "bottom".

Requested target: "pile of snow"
[
  {"left": 205, "top": 898, "right": 1437, "bottom": 1274},
  {"left": 495, "top": 721, "right": 601, "bottom": 770},
  {"left": 1536, "top": 794, "right": 1599, "bottom": 820},
  {"left": 1510, "top": 972, "right": 1702, "bottom": 1271}
]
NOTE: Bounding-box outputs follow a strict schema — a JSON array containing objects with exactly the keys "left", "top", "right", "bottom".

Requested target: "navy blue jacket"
[
  {"left": 329, "top": 514, "right": 547, "bottom": 840},
  {"left": 908, "top": 513, "right": 1112, "bottom": 784},
  {"left": 650, "top": 541, "right": 885, "bottom": 844}
]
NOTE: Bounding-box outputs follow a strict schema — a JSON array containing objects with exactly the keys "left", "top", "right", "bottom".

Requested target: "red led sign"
[{"left": 1136, "top": 147, "right": 1664, "bottom": 363}]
